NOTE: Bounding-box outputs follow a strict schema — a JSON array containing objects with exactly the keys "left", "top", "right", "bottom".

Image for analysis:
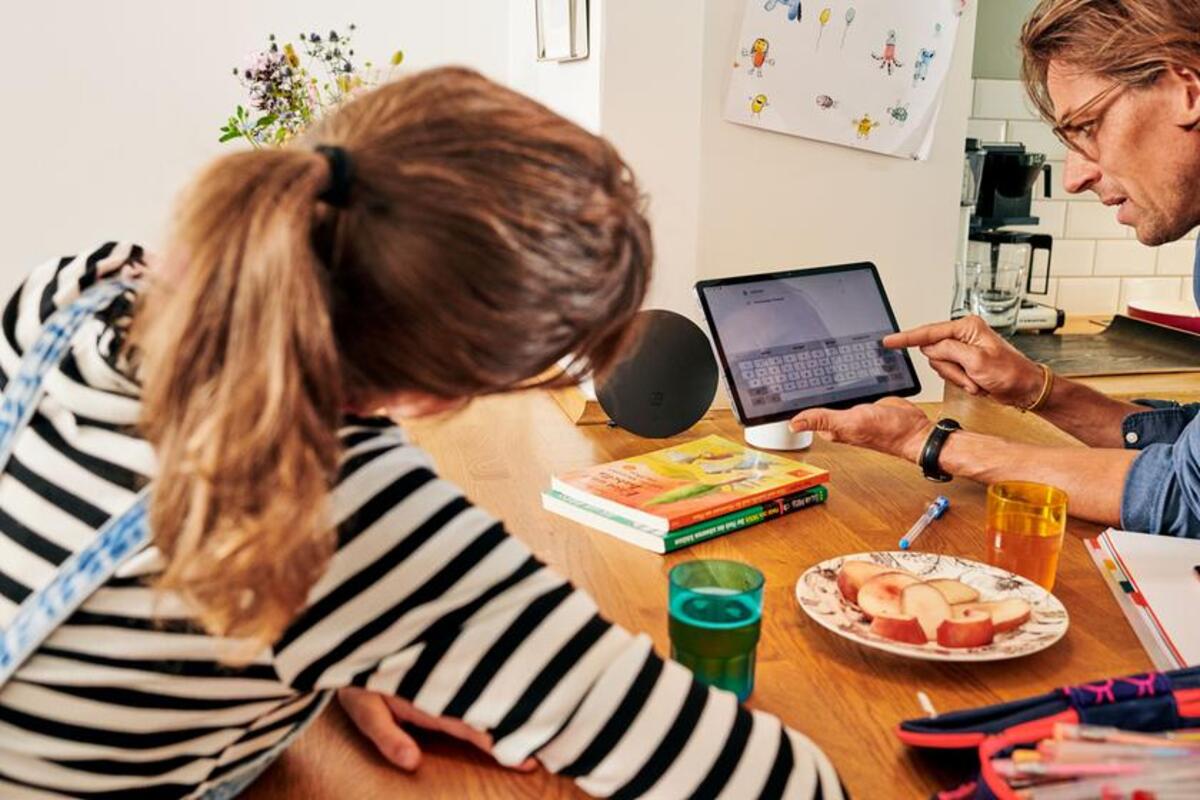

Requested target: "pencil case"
[{"left": 895, "top": 666, "right": 1200, "bottom": 799}]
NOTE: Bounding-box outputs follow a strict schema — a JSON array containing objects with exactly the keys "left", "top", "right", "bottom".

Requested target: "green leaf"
[
  {"left": 275, "top": 127, "right": 288, "bottom": 143},
  {"left": 254, "top": 114, "right": 277, "bottom": 129},
  {"left": 390, "top": 50, "right": 404, "bottom": 66},
  {"left": 236, "top": 105, "right": 246, "bottom": 119},
  {"left": 218, "top": 131, "right": 241, "bottom": 142}
]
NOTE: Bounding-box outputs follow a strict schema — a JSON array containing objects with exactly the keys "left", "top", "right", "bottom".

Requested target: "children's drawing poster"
[{"left": 725, "top": 1, "right": 966, "bottom": 160}]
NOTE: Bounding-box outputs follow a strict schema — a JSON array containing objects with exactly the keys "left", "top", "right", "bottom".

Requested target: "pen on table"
[{"left": 899, "top": 496, "right": 949, "bottom": 550}]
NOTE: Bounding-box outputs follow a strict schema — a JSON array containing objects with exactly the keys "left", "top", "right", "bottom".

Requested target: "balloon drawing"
[
  {"left": 841, "top": 7, "right": 856, "bottom": 48},
  {"left": 816, "top": 7, "right": 831, "bottom": 50}
]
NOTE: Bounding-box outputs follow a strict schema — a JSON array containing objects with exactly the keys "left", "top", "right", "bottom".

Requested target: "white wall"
[
  {"left": 586, "top": 0, "right": 977, "bottom": 399},
  {"left": 0, "top": 0, "right": 509, "bottom": 290},
  {"left": 599, "top": 1, "right": 707, "bottom": 317},
  {"left": 6, "top": 0, "right": 978, "bottom": 402}
]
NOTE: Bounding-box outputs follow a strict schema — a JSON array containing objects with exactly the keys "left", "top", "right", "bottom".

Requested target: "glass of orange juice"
[{"left": 985, "top": 481, "right": 1068, "bottom": 591}]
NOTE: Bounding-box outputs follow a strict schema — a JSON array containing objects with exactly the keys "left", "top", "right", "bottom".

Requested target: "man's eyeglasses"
[{"left": 1051, "top": 82, "right": 1125, "bottom": 159}]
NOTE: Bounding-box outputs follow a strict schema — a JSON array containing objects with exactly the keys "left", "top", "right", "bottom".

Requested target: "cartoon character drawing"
[
  {"left": 740, "top": 37, "right": 775, "bottom": 77},
  {"left": 886, "top": 101, "right": 909, "bottom": 125},
  {"left": 763, "top": 0, "right": 802, "bottom": 22},
  {"left": 852, "top": 114, "right": 879, "bottom": 139},
  {"left": 815, "top": 7, "right": 831, "bottom": 50},
  {"left": 749, "top": 94, "right": 770, "bottom": 117},
  {"left": 815, "top": 94, "right": 838, "bottom": 110},
  {"left": 913, "top": 48, "right": 936, "bottom": 85},
  {"left": 872, "top": 30, "right": 904, "bottom": 75},
  {"left": 840, "top": 7, "right": 856, "bottom": 48}
]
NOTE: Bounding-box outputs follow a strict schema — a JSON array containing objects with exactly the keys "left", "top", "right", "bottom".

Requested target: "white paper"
[
  {"left": 1097, "top": 529, "right": 1200, "bottom": 668},
  {"left": 724, "top": 0, "right": 966, "bottom": 160}
]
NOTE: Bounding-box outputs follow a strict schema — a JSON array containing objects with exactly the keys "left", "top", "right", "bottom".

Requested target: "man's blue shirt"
[{"left": 1119, "top": 239, "right": 1200, "bottom": 537}]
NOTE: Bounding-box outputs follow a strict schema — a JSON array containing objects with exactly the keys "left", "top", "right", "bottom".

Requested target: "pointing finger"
[{"left": 883, "top": 318, "right": 972, "bottom": 350}]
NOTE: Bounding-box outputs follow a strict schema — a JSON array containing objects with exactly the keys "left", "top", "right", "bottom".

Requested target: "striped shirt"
[{"left": 0, "top": 242, "right": 846, "bottom": 799}]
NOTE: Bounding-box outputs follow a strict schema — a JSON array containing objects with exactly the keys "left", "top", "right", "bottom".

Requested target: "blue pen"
[{"left": 899, "top": 496, "right": 950, "bottom": 550}]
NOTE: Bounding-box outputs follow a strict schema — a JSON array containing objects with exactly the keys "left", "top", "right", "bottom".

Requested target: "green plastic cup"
[{"left": 668, "top": 560, "right": 764, "bottom": 702}]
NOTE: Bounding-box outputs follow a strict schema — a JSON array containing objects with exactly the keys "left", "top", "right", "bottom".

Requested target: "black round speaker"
[{"left": 596, "top": 309, "right": 718, "bottom": 438}]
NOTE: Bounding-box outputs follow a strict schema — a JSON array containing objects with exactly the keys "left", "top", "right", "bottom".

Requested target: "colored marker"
[{"left": 899, "top": 496, "right": 949, "bottom": 550}]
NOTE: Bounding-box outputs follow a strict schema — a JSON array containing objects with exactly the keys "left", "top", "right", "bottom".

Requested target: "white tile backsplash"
[
  {"left": 1119, "top": 277, "right": 1183, "bottom": 311},
  {"left": 972, "top": 79, "right": 1039, "bottom": 121},
  {"left": 965, "top": 79, "right": 1196, "bottom": 312},
  {"left": 1065, "top": 202, "right": 1129, "bottom": 239},
  {"left": 1009, "top": 200, "right": 1065, "bottom": 238},
  {"left": 1157, "top": 240, "right": 1199, "bottom": 275},
  {"left": 1057, "top": 278, "right": 1120, "bottom": 314},
  {"left": 1006, "top": 119, "right": 1067, "bottom": 161},
  {"left": 1050, "top": 240, "right": 1095, "bottom": 276},
  {"left": 966, "top": 118, "right": 1006, "bottom": 142},
  {"left": 1094, "top": 240, "right": 1157, "bottom": 276}
]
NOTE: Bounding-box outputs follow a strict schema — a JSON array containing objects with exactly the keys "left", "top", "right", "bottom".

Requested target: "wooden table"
[{"left": 248, "top": 389, "right": 1151, "bottom": 799}]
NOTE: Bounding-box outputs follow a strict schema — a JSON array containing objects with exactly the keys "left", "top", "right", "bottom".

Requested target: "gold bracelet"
[{"left": 1021, "top": 363, "right": 1054, "bottom": 413}]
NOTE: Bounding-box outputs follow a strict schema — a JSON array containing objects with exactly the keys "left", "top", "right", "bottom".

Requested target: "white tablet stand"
[{"left": 744, "top": 421, "right": 813, "bottom": 451}]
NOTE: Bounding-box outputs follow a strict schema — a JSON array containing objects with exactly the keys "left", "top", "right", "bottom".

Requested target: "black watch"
[{"left": 919, "top": 418, "right": 961, "bottom": 483}]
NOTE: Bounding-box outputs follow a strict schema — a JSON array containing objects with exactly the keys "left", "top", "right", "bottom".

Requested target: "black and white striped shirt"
[{"left": 0, "top": 242, "right": 845, "bottom": 799}]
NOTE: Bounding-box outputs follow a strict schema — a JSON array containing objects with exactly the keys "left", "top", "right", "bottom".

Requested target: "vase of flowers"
[{"left": 219, "top": 24, "right": 403, "bottom": 148}]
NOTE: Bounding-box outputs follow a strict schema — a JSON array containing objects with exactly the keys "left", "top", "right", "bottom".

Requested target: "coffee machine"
[{"left": 954, "top": 140, "right": 1065, "bottom": 333}]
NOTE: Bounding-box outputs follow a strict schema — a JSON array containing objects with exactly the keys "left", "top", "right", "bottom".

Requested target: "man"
[{"left": 790, "top": 0, "right": 1200, "bottom": 538}]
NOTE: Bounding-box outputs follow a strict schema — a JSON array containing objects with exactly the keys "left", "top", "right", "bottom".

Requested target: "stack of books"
[{"left": 542, "top": 434, "right": 829, "bottom": 553}]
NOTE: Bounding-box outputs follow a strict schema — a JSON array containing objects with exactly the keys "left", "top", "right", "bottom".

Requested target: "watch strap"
[{"left": 919, "top": 418, "right": 961, "bottom": 482}]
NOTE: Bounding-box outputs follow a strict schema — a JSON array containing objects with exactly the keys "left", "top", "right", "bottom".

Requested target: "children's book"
[
  {"left": 543, "top": 485, "right": 828, "bottom": 553},
  {"left": 550, "top": 434, "right": 829, "bottom": 532}
]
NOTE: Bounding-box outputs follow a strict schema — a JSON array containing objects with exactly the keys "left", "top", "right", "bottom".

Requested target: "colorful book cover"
[
  {"left": 550, "top": 434, "right": 828, "bottom": 532},
  {"left": 542, "top": 485, "right": 828, "bottom": 553}
]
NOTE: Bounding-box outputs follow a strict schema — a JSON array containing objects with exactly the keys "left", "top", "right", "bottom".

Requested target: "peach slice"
[
  {"left": 926, "top": 578, "right": 980, "bottom": 606},
  {"left": 837, "top": 561, "right": 898, "bottom": 603},
  {"left": 900, "top": 583, "right": 953, "bottom": 641},
  {"left": 857, "top": 573, "right": 921, "bottom": 619},
  {"left": 869, "top": 612, "right": 928, "bottom": 645},
  {"left": 955, "top": 598, "right": 1033, "bottom": 633},
  {"left": 936, "top": 609, "right": 995, "bottom": 648}
]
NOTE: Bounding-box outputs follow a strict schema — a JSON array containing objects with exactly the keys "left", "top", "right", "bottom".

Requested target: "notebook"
[{"left": 1086, "top": 529, "right": 1200, "bottom": 670}]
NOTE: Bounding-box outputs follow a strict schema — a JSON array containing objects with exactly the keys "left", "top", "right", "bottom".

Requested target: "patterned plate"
[{"left": 795, "top": 551, "right": 1069, "bottom": 661}]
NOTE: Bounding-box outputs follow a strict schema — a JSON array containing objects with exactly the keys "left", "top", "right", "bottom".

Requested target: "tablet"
[{"left": 695, "top": 263, "right": 921, "bottom": 428}]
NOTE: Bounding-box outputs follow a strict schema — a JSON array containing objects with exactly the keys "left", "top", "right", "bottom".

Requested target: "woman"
[{"left": 0, "top": 67, "right": 844, "bottom": 798}]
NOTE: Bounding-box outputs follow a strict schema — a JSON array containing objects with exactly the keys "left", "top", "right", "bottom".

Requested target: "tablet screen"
[{"left": 695, "top": 264, "right": 920, "bottom": 427}]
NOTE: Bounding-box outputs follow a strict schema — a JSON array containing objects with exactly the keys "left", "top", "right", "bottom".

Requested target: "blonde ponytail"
[{"left": 135, "top": 147, "right": 343, "bottom": 648}]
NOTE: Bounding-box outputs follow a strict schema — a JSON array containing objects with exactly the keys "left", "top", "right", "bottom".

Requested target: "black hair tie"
[{"left": 316, "top": 145, "right": 355, "bottom": 208}]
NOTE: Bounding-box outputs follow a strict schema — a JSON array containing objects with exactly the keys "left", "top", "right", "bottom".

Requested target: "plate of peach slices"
[{"left": 795, "top": 552, "right": 1069, "bottom": 661}]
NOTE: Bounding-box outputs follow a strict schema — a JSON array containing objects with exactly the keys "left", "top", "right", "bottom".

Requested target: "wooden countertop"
[{"left": 246, "top": 389, "right": 1151, "bottom": 799}]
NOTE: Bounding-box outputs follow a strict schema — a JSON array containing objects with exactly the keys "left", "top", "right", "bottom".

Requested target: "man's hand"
[
  {"left": 337, "top": 687, "right": 537, "bottom": 773},
  {"left": 883, "top": 316, "right": 1044, "bottom": 407},
  {"left": 789, "top": 397, "right": 933, "bottom": 462}
]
